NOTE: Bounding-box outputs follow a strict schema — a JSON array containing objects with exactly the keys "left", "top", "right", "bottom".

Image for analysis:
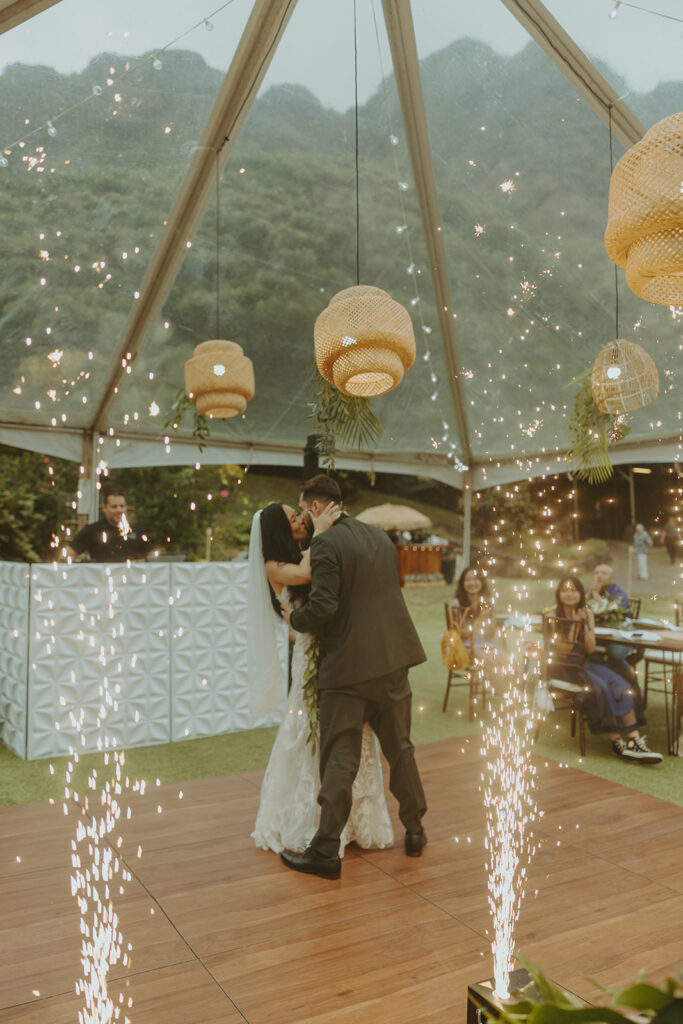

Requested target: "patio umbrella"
[{"left": 356, "top": 503, "right": 432, "bottom": 532}]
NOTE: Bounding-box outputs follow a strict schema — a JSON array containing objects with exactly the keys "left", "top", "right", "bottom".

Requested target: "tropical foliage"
[
  {"left": 566, "top": 377, "right": 630, "bottom": 485},
  {"left": 498, "top": 955, "right": 683, "bottom": 1023}
]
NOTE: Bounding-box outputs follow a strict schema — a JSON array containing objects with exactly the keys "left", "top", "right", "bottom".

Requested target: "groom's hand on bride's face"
[{"left": 310, "top": 502, "right": 341, "bottom": 535}]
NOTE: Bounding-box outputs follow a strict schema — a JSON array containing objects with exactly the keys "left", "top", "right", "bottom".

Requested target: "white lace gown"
[{"left": 252, "top": 590, "right": 394, "bottom": 856}]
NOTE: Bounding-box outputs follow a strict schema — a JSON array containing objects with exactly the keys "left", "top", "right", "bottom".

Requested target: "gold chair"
[{"left": 441, "top": 603, "right": 486, "bottom": 719}]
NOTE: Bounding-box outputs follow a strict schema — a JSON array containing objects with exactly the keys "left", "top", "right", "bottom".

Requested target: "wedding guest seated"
[
  {"left": 550, "top": 575, "right": 661, "bottom": 764},
  {"left": 586, "top": 563, "right": 630, "bottom": 613},
  {"left": 449, "top": 565, "right": 501, "bottom": 686}
]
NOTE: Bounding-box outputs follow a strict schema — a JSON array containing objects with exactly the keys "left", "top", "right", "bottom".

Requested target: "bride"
[{"left": 248, "top": 501, "right": 394, "bottom": 855}]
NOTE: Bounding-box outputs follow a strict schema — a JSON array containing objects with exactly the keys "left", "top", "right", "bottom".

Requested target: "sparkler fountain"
[
  {"left": 481, "top": 646, "right": 538, "bottom": 1000},
  {"left": 41, "top": 562, "right": 141, "bottom": 1023}
]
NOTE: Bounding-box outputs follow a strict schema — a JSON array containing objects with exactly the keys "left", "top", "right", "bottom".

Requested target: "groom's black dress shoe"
[
  {"left": 405, "top": 830, "right": 428, "bottom": 857},
  {"left": 280, "top": 847, "right": 341, "bottom": 880}
]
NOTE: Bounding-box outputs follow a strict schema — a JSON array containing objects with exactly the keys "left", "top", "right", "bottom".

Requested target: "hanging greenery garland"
[
  {"left": 566, "top": 374, "right": 630, "bottom": 484},
  {"left": 310, "top": 369, "right": 384, "bottom": 470}
]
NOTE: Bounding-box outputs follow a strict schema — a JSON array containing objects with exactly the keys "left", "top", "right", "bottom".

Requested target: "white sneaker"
[{"left": 622, "top": 736, "right": 663, "bottom": 765}]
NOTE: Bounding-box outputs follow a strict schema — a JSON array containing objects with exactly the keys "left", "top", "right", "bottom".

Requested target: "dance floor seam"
[{"left": 2, "top": 738, "right": 683, "bottom": 1024}]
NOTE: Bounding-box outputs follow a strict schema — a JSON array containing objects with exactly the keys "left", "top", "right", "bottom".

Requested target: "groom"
[{"left": 281, "top": 473, "right": 427, "bottom": 880}]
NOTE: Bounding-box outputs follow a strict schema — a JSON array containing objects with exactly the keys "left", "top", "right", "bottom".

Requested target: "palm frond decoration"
[
  {"left": 566, "top": 375, "right": 630, "bottom": 484},
  {"left": 311, "top": 370, "right": 384, "bottom": 470},
  {"left": 162, "top": 387, "right": 212, "bottom": 452}
]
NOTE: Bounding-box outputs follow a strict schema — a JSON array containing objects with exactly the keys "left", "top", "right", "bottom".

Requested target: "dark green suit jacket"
[{"left": 289, "top": 516, "right": 426, "bottom": 690}]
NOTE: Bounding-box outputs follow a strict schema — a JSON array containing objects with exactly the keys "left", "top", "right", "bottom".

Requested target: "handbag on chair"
[{"left": 441, "top": 608, "right": 471, "bottom": 671}]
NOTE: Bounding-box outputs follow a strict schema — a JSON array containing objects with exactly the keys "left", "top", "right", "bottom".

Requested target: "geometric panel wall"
[
  {"left": 0, "top": 562, "right": 31, "bottom": 757},
  {"left": 27, "top": 561, "right": 172, "bottom": 759},
  {"left": 170, "top": 561, "right": 287, "bottom": 741},
  {"left": 1, "top": 559, "right": 289, "bottom": 760}
]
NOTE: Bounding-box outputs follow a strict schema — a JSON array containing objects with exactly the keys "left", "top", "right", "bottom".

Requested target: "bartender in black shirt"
[{"left": 64, "top": 489, "right": 151, "bottom": 562}]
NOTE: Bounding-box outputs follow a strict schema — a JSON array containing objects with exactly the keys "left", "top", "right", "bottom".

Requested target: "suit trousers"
[{"left": 311, "top": 667, "right": 427, "bottom": 858}]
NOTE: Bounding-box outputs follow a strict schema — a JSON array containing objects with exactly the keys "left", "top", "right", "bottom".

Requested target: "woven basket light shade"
[
  {"left": 184, "top": 339, "right": 254, "bottom": 418},
  {"left": 591, "top": 339, "right": 659, "bottom": 414},
  {"left": 604, "top": 111, "right": 683, "bottom": 306},
  {"left": 314, "top": 285, "right": 415, "bottom": 397}
]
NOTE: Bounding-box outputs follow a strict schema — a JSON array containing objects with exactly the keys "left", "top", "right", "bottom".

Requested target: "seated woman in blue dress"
[{"left": 550, "top": 575, "right": 661, "bottom": 764}]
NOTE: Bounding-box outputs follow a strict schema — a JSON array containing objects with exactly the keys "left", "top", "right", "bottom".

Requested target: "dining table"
[{"left": 594, "top": 622, "right": 683, "bottom": 756}]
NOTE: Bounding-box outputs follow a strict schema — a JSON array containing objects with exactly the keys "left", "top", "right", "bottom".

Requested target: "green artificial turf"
[{"left": 2, "top": 571, "right": 681, "bottom": 808}]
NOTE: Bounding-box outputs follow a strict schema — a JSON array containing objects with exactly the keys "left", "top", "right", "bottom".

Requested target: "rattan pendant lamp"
[
  {"left": 313, "top": 1, "right": 415, "bottom": 398},
  {"left": 184, "top": 152, "right": 254, "bottom": 418},
  {"left": 604, "top": 110, "right": 683, "bottom": 306},
  {"left": 592, "top": 107, "right": 659, "bottom": 415}
]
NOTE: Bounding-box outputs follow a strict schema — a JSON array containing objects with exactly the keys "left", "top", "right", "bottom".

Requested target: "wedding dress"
[{"left": 252, "top": 588, "right": 394, "bottom": 855}]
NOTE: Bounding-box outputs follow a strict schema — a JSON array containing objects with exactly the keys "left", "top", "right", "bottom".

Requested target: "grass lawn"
[{"left": 2, "top": 573, "right": 681, "bottom": 809}]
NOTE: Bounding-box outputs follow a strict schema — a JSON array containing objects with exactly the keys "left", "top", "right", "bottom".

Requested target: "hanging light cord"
[
  {"left": 608, "top": 104, "right": 620, "bottom": 339},
  {"left": 353, "top": 0, "right": 360, "bottom": 286}
]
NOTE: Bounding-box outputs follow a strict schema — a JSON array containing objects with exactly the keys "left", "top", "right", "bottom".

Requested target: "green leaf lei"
[{"left": 302, "top": 635, "right": 321, "bottom": 752}]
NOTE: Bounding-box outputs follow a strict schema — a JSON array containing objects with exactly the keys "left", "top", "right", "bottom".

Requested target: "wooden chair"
[
  {"left": 643, "top": 599, "right": 682, "bottom": 709},
  {"left": 534, "top": 614, "right": 592, "bottom": 755},
  {"left": 441, "top": 603, "right": 486, "bottom": 719}
]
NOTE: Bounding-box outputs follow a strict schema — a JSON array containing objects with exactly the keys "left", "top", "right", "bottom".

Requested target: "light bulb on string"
[
  {"left": 47, "top": 121, "right": 57, "bottom": 137},
  {"left": 152, "top": 58, "right": 163, "bottom": 71},
  {"left": 92, "top": 85, "right": 103, "bottom": 96},
  {"left": 0, "top": 155, "right": 7, "bottom": 168},
  {"left": 203, "top": 18, "right": 214, "bottom": 31}
]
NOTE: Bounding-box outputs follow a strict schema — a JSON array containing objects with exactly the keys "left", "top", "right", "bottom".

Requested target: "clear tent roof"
[{"left": 0, "top": 0, "right": 681, "bottom": 489}]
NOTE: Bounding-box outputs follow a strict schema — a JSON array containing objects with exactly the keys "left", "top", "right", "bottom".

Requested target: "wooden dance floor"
[{"left": 2, "top": 737, "right": 683, "bottom": 1023}]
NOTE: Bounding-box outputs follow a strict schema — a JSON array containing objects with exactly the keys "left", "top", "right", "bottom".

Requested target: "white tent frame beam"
[
  {"left": 89, "top": 0, "right": 299, "bottom": 432},
  {"left": 500, "top": 0, "right": 645, "bottom": 146},
  {"left": 0, "top": 0, "right": 667, "bottom": 497},
  {"left": 382, "top": 0, "right": 472, "bottom": 469},
  {"left": 0, "top": 0, "right": 60, "bottom": 34}
]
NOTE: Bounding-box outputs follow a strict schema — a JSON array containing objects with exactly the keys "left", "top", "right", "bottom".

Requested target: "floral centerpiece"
[{"left": 587, "top": 594, "right": 626, "bottom": 628}]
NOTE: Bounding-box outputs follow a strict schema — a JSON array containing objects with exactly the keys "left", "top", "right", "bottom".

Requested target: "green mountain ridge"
[{"left": 0, "top": 40, "right": 679, "bottom": 463}]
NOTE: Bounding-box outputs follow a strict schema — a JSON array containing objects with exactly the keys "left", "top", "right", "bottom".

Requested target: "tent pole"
[
  {"left": 381, "top": 0, "right": 472, "bottom": 469},
  {"left": 77, "top": 431, "right": 99, "bottom": 527},
  {"left": 499, "top": 0, "right": 644, "bottom": 147},
  {"left": 462, "top": 470, "right": 472, "bottom": 568},
  {"left": 89, "top": 0, "right": 299, "bottom": 433}
]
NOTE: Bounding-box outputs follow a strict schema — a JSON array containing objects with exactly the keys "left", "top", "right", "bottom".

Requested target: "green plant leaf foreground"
[
  {"left": 498, "top": 956, "right": 683, "bottom": 1023},
  {"left": 613, "top": 984, "right": 679, "bottom": 1012},
  {"left": 651, "top": 1000, "right": 683, "bottom": 1024}
]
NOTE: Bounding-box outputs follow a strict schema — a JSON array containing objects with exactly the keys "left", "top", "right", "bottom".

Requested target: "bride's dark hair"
[{"left": 259, "top": 503, "right": 309, "bottom": 616}]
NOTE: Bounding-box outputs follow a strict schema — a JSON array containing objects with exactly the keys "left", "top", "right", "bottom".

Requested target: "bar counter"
[{"left": 0, "top": 560, "right": 285, "bottom": 759}]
